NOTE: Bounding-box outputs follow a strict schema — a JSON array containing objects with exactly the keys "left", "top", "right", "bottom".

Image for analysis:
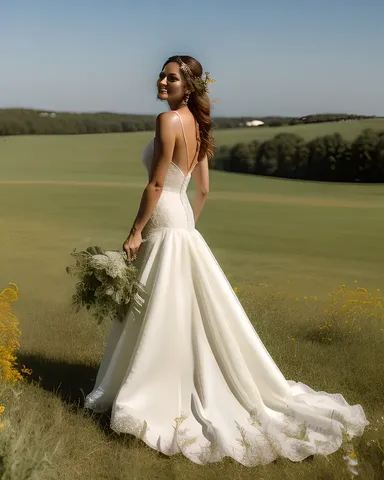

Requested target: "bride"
[{"left": 84, "top": 55, "right": 369, "bottom": 466}]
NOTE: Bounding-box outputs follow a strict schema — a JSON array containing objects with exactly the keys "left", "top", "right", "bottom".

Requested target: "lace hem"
[{"left": 85, "top": 385, "right": 369, "bottom": 467}]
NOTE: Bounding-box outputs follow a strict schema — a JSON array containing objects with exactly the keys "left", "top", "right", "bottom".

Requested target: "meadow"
[{"left": 0, "top": 120, "right": 383, "bottom": 479}]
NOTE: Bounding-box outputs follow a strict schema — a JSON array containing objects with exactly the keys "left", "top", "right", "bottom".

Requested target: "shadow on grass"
[
  {"left": 18, "top": 352, "right": 98, "bottom": 406},
  {"left": 16, "top": 352, "right": 163, "bottom": 450},
  {"left": 17, "top": 354, "right": 112, "bottom": 431}
]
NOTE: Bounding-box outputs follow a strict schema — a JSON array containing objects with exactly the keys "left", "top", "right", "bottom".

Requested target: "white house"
[
  {"left": 39, "top": 112, "right": 57, "bottom": 118},
  {"left": 245, "top": 120, "right": 264, "bottom": 127}
]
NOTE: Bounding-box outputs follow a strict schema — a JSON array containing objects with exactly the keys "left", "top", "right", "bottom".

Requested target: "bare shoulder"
[{"left": 156, "top": 111, "right": 178, "bottom": 129}]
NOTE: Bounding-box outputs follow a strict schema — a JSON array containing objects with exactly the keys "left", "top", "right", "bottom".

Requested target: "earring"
[{"left": 183, "top": 92, "right": 190, "bottom": 104}]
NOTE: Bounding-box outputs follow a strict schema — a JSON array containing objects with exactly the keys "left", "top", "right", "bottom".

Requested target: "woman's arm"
[
  {"left": 191, "top": 154, "right": 209, "bottom": 223},
  {"left": 123, "top": 111, "right": 177, "bottom": 260}
]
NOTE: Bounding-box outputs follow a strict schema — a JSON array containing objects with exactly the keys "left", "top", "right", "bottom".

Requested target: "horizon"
[
  {"left": 1, "top": 1, "right": 383, "bottom": 117},
  {"left": 0, "top": 106, "right": 380, "bottom": 120}
]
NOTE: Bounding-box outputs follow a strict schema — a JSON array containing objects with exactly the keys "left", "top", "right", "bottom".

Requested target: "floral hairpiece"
[{"left": 175, "top": 57, "right": 216, "bottom": 95}]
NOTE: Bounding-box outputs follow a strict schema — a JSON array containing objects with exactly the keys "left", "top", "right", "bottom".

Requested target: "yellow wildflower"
[
  {"left": 0, "top": 283, "right": 23, "bottom": 383},
  {"left": 291, "top": 338, "right": 296, "bottom": 342},
  {"left": 0, "top": 405, "right": 5, "bottom": 414},
  {"left": 21, "top": 365, "right": 33, "bottom": 375}
]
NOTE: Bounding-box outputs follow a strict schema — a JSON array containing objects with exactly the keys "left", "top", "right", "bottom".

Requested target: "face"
[{"left": 157, "top": 62, "right": 188, "bottom": 103}]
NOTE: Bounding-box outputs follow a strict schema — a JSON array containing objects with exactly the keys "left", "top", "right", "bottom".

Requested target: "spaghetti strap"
[{"left": 174, "top": 110, "right": 200, "bottom": 176}]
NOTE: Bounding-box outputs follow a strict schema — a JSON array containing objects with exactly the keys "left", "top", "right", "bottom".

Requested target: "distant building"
[
  {"left": 39, "top": 112, "right": 56, "bottom": 118},
  {"left": 245, "top": 120, "right": 264, "bottom": 127}
]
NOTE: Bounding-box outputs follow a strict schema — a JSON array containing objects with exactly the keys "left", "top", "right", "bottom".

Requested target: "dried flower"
[{"left": 66, "top": 246, "right": 146, "bottom": 324}]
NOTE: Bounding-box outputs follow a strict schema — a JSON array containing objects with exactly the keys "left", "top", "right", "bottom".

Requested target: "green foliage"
[
  {"left": 66, "top": 246, "right": 145, "bottom": 324},
  {"left": 0, "top": 109, "right": 156, "bottom": 136},
  {"left": 214, "top": 129, "right": 384, "bottom": 182}
]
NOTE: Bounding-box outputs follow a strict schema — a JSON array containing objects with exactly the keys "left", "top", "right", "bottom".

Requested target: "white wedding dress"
[{"left": 84, "top": 112, "right": 369, "bottom": 466}]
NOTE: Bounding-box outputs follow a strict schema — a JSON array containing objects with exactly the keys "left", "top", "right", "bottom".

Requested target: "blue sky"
[{"left": 0, "top": 0, "right": 383, "bottom": 117}]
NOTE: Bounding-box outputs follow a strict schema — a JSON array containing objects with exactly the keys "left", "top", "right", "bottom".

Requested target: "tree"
[
  {"left": 351, "top": 129, "right": 381, "bottom": 181},
  {"left": 211, "top": 145, "right": 231, "bottom": 171},
  {"left": 257, "top": 133, "right": 307, "bottom": 178},
  {"left": 307, "top": 133, "right": 351, "bottom": 181},
  {"left": 229, "top": 142, "right": 258, "bottom": 173},
  {"left": 374, "top": 135, "right": 384, "bottom": 181}
]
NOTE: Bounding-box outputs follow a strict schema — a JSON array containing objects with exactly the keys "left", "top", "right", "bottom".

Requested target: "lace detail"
[{"left": 92, "top": 398, "right": 368, "bottom": 466}]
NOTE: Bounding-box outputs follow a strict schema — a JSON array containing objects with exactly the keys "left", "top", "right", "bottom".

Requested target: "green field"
[{"left": 0, "top": 121, "right": 383, "bottom": 479}]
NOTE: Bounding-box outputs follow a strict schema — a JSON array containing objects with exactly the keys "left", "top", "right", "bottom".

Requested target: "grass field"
[{"left": 0, "top": 120, "right": 384, "bottom": 479}]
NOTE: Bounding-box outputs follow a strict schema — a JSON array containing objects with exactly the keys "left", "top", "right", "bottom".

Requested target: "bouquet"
[{"left": 66, "top": 246, "right": 145, "bottom": 324}]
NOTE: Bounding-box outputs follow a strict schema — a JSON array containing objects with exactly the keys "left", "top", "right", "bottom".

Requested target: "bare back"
[{"left": 171, "top": 109, "right": 200, "bottom": 177}]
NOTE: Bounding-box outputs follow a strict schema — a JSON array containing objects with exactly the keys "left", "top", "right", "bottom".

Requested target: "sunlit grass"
[{"left": 1, "top": 132, "right": 383, "bottom": 478}]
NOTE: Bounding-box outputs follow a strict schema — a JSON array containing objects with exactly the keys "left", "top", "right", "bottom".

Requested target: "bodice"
[
  {"left": 141, "top": 137, "right": 192, "bottom": 194},
  {"left": 141, "top": 138, "right": 195, "bottom": 236}
]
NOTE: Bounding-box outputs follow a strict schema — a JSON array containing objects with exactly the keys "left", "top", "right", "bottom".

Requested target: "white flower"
[
  {"left": 105, "top": 251, "right": 126, "bottom": 266},
  {"left": 343, "top": 452, "right": 359, "bottom": 477},
  {"left": 114, "top": 290, "right": 123, "bottom": 304},
  {"left": 90, "top": 254, "right": 109, "bottom": 269},
  {"left": 89, "top": 253, "right": 126, "bottom": 279}
]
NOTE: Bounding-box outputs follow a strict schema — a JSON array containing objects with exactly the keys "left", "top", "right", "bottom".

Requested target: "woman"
[{"left": 84, "top": 55, "right": 369, "bottom": 466}]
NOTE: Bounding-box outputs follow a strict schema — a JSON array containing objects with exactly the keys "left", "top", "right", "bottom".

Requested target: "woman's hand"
[{"left": 123, "top": 228, "right": 143, "bottom": 262}]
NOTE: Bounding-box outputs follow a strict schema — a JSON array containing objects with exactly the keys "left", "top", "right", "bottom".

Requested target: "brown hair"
[{"left": 162, "top": 55, "right": 215, "bottom": 162}]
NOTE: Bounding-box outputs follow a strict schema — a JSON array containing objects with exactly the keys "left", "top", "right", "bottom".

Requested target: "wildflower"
[
  {"left": 295, "top": 297, "right": 299, "bottom": 301},
  {"left": 377, "top": 289, "right": 381, "bottom": 292},
  {"left": 0, "top": 283, "right": 23, "bottom": 383},
  {"left": 291, "top": 338, "right": 296, "bottom": 342},
  {"left": 354, "top": 280, "right": 358, "bottom": 283},
  {"left": 303, "top": 296, "right": 307, "bottom": 300},
  {"left": 233, "top": 287, "right": 238, "bottom": 293},
  {"left": 21, "top": 365, "right": 33, "bottom": 375},
  {"left": 343, "top": 451, "right": 359, "bottom": 476},
  {"left": 0, "top": 406, "right": 5, "bottom": 414},
  {"left": 0, "top": 423, "right": 4, "bottom": 430},
  {"left": 323, "top": 309, "right": 329, "bottom": 313},
  {"left": 328, "top": 338, "right": 332, "bottom": 341}
]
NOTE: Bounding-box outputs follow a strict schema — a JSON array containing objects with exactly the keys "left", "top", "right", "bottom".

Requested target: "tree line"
[
  {"left": 211, "top": 129, "right": 384, "bottom": 182},
  {"left": 0, "top": 109, "right": 376, "bottom": 136}
]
